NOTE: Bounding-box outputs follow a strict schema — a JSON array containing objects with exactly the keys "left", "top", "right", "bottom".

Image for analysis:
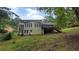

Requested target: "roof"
[
  {"left": 19, "top": 20, "right": 42, "bottom": 23},
  {"left": 42, "top": 22, "right": 54, "bottom": 25}
]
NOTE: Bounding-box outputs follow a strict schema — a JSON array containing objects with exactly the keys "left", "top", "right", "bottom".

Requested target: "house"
[
  {"left": 18, "top": 20, "right": 43, "bottom": 35},
  {"left": 18, "top": 20, "right": 61, "bottom": 36}
]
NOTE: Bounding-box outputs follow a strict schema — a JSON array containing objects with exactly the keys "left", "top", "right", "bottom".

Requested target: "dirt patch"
[
  {"left": 63, "top": 32, "right": 79, "bottom": 50},
  {"left": 42, "top": 32, "right": 79, "bottom": 51}
]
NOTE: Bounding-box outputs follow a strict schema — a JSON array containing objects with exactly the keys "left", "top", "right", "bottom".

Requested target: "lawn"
[
  {"left": 0, "top": 27, "right": 79, "bottom": 51},
  {"left": 62, "top": 27, "right": 79, "bottom": 32}
]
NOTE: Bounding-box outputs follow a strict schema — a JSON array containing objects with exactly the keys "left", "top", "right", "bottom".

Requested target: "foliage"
[
  {"left": 37, "top": 7, "right": 55, "bottom": 22},
  {"left": 10, "top": 17, "right": 21, "bottom": 29},
  {"left": 0, "top": 7, "right": 10, "bottom": 19},
  {"left": 72, "top": 7, "right": 79, "bottom": 20},
  {"left": 0, "top": 32, "right": 12, "bottom": 41},
  {"left": 0, "top": 7, "right": 19, "bottom": 28},
  {"left": 37, "top": 7, "right": 54, "bottom": 16},
  {"left": 44, "top": 16, "right": 54, "bottom": 22},
  {"left": 37, "top": 7, "right": 79, "bottom": 28}
]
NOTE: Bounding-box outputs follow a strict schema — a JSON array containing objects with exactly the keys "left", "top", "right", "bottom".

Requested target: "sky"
[{"left": 10, "top": 7, "right": 46, "bottom": 20}]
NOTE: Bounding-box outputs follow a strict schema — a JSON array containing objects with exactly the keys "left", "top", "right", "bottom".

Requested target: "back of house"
[{"left": 18, "top": 20, "right": 43, "bottom": 35}]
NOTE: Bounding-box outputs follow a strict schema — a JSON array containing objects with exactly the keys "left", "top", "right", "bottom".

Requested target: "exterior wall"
[
  {"left": 30, "top": 22, "right": 43, "bottom": 35},
  {"left": 18, "top": 21, "right": 43, "bottom": 35}
]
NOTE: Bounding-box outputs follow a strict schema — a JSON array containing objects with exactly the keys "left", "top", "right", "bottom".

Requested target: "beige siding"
[{"left": 18, "top": 21, "right": 43, "bottom": 35}]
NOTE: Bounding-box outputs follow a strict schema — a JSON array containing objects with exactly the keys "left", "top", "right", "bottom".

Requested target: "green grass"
[
  {"left": 0, "top": 27, "right": 79, "bottom": 51},
  {"left": 62, "top": 27, "right": 79, "bottom": 32},
  {"left": 0, "top": 33, "right": 66, "bottom": 51}
]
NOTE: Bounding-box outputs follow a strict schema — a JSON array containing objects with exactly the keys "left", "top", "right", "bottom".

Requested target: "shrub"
[{"left": 1, "top": 32, "right": 12, "bottom": 41}]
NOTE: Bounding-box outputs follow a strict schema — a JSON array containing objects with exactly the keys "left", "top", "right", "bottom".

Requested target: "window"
[
  {"left": 25, "top": 23, "right": 32, "bottom": 28},
  {"left": 27, "top": 23, "right": 28, "bottom": 27},
  {"left": 27, "top": 30, "right": 28, "bottom": 33},
  {"left": 28, "top": 23, "right": 30, "bottom": 27},
  {"left": 25, "top": 23, "right": 29, "bottom": 27},
  {"left": 24, "top": 30, "right": 27, "bottom": 33},
  {"left": 36, "top": 23, "right": 39, "bottom": 27},
  {"left": 30, "top": 23, "right": 32, "bottom": 27},
  {"left": 27, "top": 23, "right": 32, "bottom": 28},
  {"left": 35, "top": 24, "right": 36, "bottom": 27},
  {"left": 25, "top": 23, "right": 27, "bottom": 27},
  {"left": 29, "top": 23, "right": 31, "bottom": 28},
  {"left": 30, "top": 30, "right": 32, "bottom": 32},
  {"left": 37, "top": 24, "right": 39, "bottom": 27},
  {"left": 35, "top": 23, "right": 38, "bottom": 27},
  {"left": 24, "top": 30, "right": 29, "bottom": 33},
  {"left": 36, "top": 24, "right": 37, "bottom": 27}
]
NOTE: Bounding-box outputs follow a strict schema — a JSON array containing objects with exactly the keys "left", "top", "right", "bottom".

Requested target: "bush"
[{"left": 1, "top": 32, "right": 12, "bottom": 41}]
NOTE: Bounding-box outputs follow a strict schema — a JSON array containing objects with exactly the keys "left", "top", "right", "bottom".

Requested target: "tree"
[
  {"left": 11, "top": 17, "right": 21, "bottom": 29},
  {"left": 72, "top": 7, "right": 79, "bottom": 21},
  {"left": 0, "top": 7, "right": 19, "bottom": 28},
  {"left": 37, "top": 7, "right": 55, "bottom": 22},
  {"left": 37, "top": 7, "right": 78, "bottom": 28}
]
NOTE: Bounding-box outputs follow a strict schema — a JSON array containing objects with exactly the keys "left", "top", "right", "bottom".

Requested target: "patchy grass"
[
  {"left": 0, "top": 27, "right": 79, "bottom": 51},
  {"left": 0, "top": 33, "right": 64, "bottom": 51}
]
